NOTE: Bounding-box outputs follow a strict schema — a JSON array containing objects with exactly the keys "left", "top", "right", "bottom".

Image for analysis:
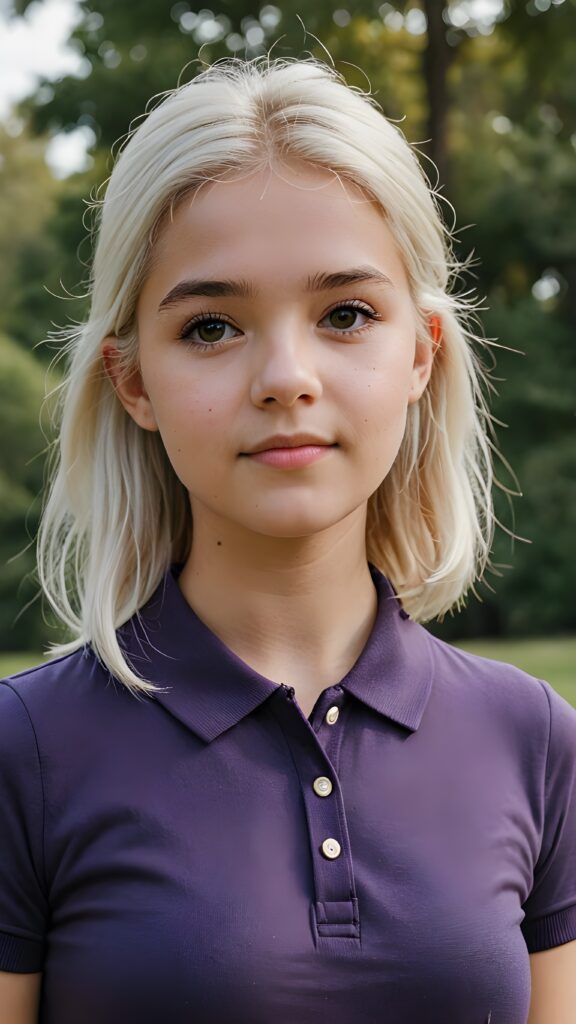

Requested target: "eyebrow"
[{"left": 157, "top": 265, "right": 395, "bottom": 312}]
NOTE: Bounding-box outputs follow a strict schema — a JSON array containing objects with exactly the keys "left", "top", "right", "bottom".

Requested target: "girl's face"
[{"left": 105, "top": 161, "right": 434, "bottom": 543}]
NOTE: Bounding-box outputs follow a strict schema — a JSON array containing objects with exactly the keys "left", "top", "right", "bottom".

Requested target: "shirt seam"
[
  {"left": 531, "top": 677, "right": 553, "bottom": 873},
  {"left": 3, "top": 682, "right": 48, "bottom": 895},
  {"left": 329, "top": 699, "right": 357, "bottom": 898},
  {"left": 536, "top": 678, "right": 553, "bottom": 790},
  {"left": 0, "top": 922, "right": 45, "bottom": 945},
  {"left": 524, "top": 898, "right": 576, "bottom": 924},
  {"left": 327, "top": 694, "right": 351, "bottom": 776}
]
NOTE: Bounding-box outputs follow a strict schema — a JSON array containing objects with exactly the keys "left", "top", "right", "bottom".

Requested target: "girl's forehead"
[
  {"left": 144, "top": 164, "right": 404, "bottom": 289},
  {"left": 159, "top": 162, "right": 382, "bottom": 238}
]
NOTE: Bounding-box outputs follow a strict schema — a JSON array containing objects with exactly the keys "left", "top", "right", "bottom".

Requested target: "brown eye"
[
  {"left": 322, "top": 302, "right": 381, "bottom": 334},
  {"left": 178, "top": 314, "right": 238, "bottom": 347},
  {"left": 194, "top": 320, "right": 228, "bottom": 343},
  {"left": 329, "top": 307, "right": 358, "bottom": 330}
]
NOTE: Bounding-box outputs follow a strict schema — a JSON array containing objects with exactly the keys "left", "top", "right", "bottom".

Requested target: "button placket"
[
  {"left": 270, "top": 685, "right": 360, "bottom": 947},
  {"left": 316, "top": 689, "right": 347, "bottom": 781},
  {"left": 307, "top": 689, "right": 343, "bottom": 738}
]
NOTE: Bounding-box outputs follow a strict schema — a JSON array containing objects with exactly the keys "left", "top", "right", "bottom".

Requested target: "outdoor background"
[{"left": 0, "top": 0, "right": 574, "bottom": 700}]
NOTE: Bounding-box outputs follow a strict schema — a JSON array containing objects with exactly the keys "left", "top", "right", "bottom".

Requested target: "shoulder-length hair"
[{"left": 37, "top": 55, "right": 501, "bottom": 696}]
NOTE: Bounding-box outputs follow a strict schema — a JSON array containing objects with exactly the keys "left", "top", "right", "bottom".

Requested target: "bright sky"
[{"left": 0, "top": 0, "right": 92, "bottom": 176}]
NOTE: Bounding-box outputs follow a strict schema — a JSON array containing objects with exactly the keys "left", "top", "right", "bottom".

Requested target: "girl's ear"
[
  {"left": 101, "top": 338, "right": 159, "bottom": 432},
  {"left": 408, "top": 314, "right": 441, "bottom": 405},
  {"left": 428, "top": 313, "right": 442, "bottom": 354}
]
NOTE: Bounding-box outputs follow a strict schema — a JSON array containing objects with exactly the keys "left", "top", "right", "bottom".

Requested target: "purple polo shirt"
[{"left": 1, "top": 561, "right": 576, "bottom": 1023}]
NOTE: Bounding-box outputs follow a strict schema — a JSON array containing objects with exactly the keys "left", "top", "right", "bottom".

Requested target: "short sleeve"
[
  {"left": 520, "top": 678, "right": 576, "bottom": 953},
  {"left": 0, "top": 681, "right": 48, "bottom": 972}
]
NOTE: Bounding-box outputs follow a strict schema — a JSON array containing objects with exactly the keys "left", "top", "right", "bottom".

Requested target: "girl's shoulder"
[
  {"left": 0, "top": 643, "right": 132, "bottom": 740},
  {"left": 425, "top": 628, "right": 576, "bottom": 766}
]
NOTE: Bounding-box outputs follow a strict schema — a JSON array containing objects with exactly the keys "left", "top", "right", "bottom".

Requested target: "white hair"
[{"left": 37, "top": 55, "right": 501, "bottom": 696}]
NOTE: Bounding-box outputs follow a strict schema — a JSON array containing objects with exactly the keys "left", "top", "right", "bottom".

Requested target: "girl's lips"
[{"left": 245, "top": 444, "right": 337, "bottom": 469}]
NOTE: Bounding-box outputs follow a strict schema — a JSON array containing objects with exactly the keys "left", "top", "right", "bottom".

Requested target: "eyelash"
[{"left": 176, "top": 300, "right": 383, "bottom": 351}]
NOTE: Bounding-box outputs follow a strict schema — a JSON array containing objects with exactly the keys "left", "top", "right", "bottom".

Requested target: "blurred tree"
[
  {"left": 0, "top": 124, "right": 95, "bottom": 358},
  {"left": 9, "top": 0, "right": 506, "bottom": 190},
  {"left": 436, "top": 11, "right": 576, "bottom": 638},
  {"left": 0, "top": 333, "right": 60, "bottom": 650},
  {"left": 0, "top": 126, "right": 58, "bottom": 345}
]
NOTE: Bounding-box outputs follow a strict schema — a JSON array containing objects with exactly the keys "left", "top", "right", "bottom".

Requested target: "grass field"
[{"left": 1, "top": 635, "right": 574, "bottom": 708}]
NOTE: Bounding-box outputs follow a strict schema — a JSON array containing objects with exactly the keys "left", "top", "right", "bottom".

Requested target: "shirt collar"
[{"left": 118, "top": 562, "right": 434, "bottom": 742}]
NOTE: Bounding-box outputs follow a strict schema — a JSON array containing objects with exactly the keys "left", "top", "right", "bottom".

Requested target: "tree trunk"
[{"left": 422, "top": 0, "right": 455, "bottom": 196}]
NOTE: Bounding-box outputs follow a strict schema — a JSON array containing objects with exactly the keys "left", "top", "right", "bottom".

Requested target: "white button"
[
  {"left": 326, "top": 706, "right": 339, "bottom": 724},
  {"left": 321, "top": 838, "right": 341, "bottom": 859},
  {"left": 313, "top": 776, "right": 333, "bottom": 797}
]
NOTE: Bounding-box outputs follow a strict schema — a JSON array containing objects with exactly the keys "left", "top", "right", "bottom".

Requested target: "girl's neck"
[{"left": 176, "top": 515, "right": 378, "bottom": 702}]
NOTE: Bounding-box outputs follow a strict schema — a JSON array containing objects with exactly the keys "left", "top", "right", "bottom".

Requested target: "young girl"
[{"left": 1, "top": 56, "right": 574, "bottom": 1024}]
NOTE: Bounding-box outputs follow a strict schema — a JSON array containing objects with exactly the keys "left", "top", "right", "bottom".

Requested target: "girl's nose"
[{"left": 248, "top": 331, "right": 324, "bottom": 408}]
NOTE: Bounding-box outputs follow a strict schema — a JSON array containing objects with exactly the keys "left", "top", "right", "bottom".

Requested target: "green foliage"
[
  {"left": 0, "top": 334, "right": 60, "bottom": 650},
  {"left": 0, "top": 126, "right": 58, "bottom": 344},
  {"left": 14, "top": 0, "right": 431, "bottom": 151},
  {"left": 0, "top": 125, "right": 92, "bottom": 355},
  {"left": 436, "top": 17, "right": 576, "bottom": 638},
  {"left": 502, "top": 438, "right": 576, "bottom": 634}
]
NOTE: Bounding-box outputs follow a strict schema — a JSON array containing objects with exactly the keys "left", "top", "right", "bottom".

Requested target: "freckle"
[{"left": 216, "top": 541, "right": 222, "bottom": 546}]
